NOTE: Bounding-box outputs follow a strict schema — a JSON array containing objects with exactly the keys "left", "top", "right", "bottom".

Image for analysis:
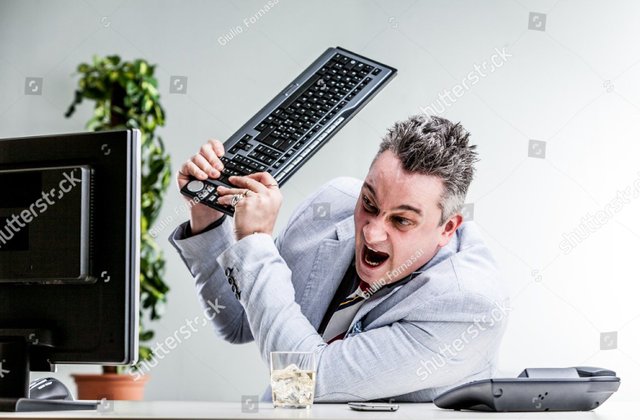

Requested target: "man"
[{"left": 170, "top": 114, "right": 508, "bottom": 402}]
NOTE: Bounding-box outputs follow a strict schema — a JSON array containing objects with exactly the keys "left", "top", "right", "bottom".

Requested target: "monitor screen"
[{"left": 0, "top": 166, "right": 91, "bottom": 283}]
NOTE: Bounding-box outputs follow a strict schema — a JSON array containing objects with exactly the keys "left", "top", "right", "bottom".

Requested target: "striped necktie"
[{"left": 321, "top": 279, "right": 372, "bottom": 344}]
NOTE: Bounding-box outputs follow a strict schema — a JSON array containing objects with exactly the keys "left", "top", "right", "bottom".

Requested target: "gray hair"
[{"left": 374, "top": 114, "right": 479, "bottom": 225}]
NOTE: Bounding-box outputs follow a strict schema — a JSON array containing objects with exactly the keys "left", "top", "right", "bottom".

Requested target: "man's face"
[{"left": 354, "top": 150, "right": 462, "bottom": 286}]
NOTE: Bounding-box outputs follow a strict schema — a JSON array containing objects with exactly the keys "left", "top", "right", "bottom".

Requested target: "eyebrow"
[{"left": 363, "top": 182, "right": 423, "bottom": 216}]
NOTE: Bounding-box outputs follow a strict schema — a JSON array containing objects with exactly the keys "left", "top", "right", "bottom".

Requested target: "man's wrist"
[{"left": 186, "top": 214, "right": 227, "bottom": 238}]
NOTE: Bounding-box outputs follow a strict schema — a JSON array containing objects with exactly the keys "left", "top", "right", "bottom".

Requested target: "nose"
[{"left": 363, "top": 217, "right": 387, "bottom": 244}]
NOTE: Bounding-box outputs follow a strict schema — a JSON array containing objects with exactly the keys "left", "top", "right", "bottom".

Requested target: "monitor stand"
[{"left": 0, "top": 331, "right": 98, "bottom": 412}]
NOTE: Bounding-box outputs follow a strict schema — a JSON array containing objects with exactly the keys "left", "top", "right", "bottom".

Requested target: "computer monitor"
[{"left": 0, "top": 129, "right": 140, "bottom": 412}]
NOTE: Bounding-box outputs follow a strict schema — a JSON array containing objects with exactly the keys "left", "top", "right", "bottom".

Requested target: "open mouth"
[{"left": 362, "top": 245, "right": 390, "bottom": 268}]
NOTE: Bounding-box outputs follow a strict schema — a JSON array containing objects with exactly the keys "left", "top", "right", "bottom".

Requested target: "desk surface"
[{"left": 0, "top": 401, "right": 633, "bottom": 420}]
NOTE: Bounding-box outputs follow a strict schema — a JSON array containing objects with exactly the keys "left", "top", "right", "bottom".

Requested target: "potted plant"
[{"left": 64, "top": 55, "right": 171, "bottom": 400}]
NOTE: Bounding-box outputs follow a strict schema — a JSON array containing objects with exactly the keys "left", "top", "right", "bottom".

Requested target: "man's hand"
[
  {"left": 216, "top": 172, "right": 282, "bottom": 241},
  {"left": 177, "top": 139, "right": 226, "bottom": 235}
]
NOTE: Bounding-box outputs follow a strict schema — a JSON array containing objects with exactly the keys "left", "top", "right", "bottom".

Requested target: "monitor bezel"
[{"left": 0, "top": 129, "right": 140, "bottom": 366}]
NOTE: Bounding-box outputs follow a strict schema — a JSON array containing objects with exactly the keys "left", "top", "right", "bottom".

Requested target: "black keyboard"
[{"left": 180, "top": 46, "right": 397, "bottom": 215}]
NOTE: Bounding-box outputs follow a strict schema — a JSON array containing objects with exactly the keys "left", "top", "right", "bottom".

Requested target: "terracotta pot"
[{"left": 72, "top": 373, "right": 149, "bottom": 401}]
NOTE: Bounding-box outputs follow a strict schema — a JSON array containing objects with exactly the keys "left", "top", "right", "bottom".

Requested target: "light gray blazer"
[{"left": 170, "top": 177, "right": 509, "bottom": 402}]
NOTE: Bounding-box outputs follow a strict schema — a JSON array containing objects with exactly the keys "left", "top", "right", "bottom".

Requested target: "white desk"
[{"left": 0, "top": 401, "right": 633, "bottom": 420}]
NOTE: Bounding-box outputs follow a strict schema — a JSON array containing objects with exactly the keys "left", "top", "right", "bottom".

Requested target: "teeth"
[
  {"left": 364, "top": 254, "right": 381, "bottom": 266},
  {"left": 364, "top": 246, "right": 384, "bottom": 267},
  {"left": 366, "top": 245, "right": 385, "bottom": 254}
]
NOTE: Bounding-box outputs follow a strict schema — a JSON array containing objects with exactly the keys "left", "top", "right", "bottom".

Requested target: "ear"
[{"left": 437, "top": 213, "right": 463, "bottom": 247}]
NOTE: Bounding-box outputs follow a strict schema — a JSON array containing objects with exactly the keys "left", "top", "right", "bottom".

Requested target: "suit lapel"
[
  {"left": 299, "top": 216, "right": 355, "bottom": 330},
  {"left": 347, "top": 286, "right": 402, "bottom": 332},
  {"left": 354, "top": 274, "right": 430, "bottom": 331}
]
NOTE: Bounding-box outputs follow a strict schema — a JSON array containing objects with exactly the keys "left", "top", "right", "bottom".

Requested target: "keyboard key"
[
  {"left": 217, "top": 174, "right": 230, "bottom": 184},
  {"left": 256, "top": 124, "right": 276, "bottom": 141},
  {"left": 276, "top": 139, "right": 296, "bottom": 152},
  {"left": 273, "top": 139, "right": 292, "bottom": 152}
]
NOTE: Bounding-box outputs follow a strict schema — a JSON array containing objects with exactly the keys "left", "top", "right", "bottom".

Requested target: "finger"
[
  {"left": 208, "top": 139, "right": 225, "bottom": 158},
  {"left": 199, "top": 143, "right": 224, "bottom": 171},
  {"left": 193, "top": 154, "right": 220, "bottom": 178},
  {"left": 228, "top": 175, "right": 267, "bottom": 194},
  {"left": 218, "top": 195, "right": 246, "bottom": 208},
  {"left": 216, "top": 194, "right": 231, "bottom": 206},
  {"left": 216, "top": 192, "right": 252, "bottom": 206},
  {"left": 185, "top": 161, "right": 208, "bottom": 180},
  {"left": 244, "top": 171, "right": 278, "bottom": 187},
  {"left": 216, "top": 185, "right": 250, "bottom": 196}
]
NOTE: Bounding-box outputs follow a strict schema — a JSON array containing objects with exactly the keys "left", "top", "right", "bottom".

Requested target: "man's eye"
[
  {"left": 394, "top": 217, "right": 412, "bottom": 226},
  {"left": 362, "top": 196, "right": 376, "bottom": 212}
]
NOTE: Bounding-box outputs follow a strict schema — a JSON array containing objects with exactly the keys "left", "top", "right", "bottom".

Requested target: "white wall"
[{"left": 1, "top": 0, "right": 639, "bottom": 403}]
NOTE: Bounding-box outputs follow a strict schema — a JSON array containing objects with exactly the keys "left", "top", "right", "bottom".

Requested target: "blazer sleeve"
[
  {"left": 167, "top": 178, "right": 339, "bottom": 345},
  {"left": 169, "top": 216, "right": 255, "bottom": 344},
  {"left": 216, "top": 233, "right": 507, "bottom": 402}
]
